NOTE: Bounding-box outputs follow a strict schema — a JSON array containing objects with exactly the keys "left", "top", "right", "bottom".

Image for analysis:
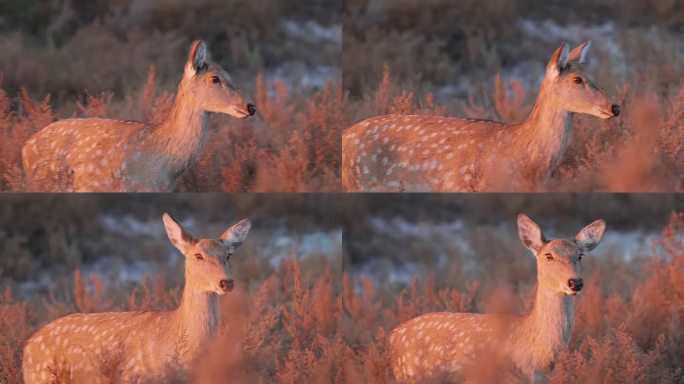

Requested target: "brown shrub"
[
  {"left": 344, "top": 212, "right": 684, "bottom": 382},
  {"left": 347, "top": 66, "right": 684, "bottom": 192},
  {"left": 1, "top": 256, "right": 343, "bottom": 382},
  {"left": 0, "top": 69, "right": 342, "bottom": 192}
]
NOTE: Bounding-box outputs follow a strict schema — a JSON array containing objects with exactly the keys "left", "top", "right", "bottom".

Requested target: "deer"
[
  {"left": 21, "top": 40, "right": 256, "bottom": 192},
  {"left": 388, "top": 214, "right": 606, "bottom": 383},
  {"left": 342, "top": 41, "right": 621, "bottom": 192},
  {"left": 22, "top": 212, "right": 252, "bottom": 383}
]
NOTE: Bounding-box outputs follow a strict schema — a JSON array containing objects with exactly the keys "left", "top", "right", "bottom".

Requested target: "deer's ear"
[
  {"left": 568, "top": 41, "right": 591, "bottom": 64},
  {"left": 546, "top": 42, "right": 569, "bottom": 79},
  {"left": 163, "top": 213, "right": 195, "bottom": 254},
  {"left": 219, "top": 219, "right": 251, "bottom": 254},
  {"left": 517, "top": 214, "right": 546, "bottom": 254},
  {"left": 184, "top": 40, "right": 208, "bottom": 77},
  {"left": 575, "top": 219, "right": 606, "bottom": 252}
]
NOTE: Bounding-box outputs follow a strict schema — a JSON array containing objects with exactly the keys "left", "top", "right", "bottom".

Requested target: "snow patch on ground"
[
  {"left": 267, "top": 19, "right": 340, "bottom": 90},
  {"left": 281, "top": 20, "right": 341, "bottom": 46},
  {"left": 264, "top": 63, "right": 338, "bottom": 90}
]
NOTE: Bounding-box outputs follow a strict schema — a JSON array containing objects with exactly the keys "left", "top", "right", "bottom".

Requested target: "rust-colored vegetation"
[
  {"left": 342, "top": 212, "right": 684, "bottom": 383},
  {"left": 344, "top": 0, "right": 684, "bottom": 191},
  {"left": 346, "top": 65, "right": 684, "bottom": 192},
  {"left": 0, "top": 194, "right": 345, "bottom": 383},
  {"left": 0, "top": 258, "right": 344, "bottom": 383},
  {"left": 1, "top": 197, "right": 683, "bottom": 382},
  {"left": 0, "top": 0, "right": 342, "bottom": 192},
  {"left": 0, "top": 68, "right": 343, "bottom": 192}
]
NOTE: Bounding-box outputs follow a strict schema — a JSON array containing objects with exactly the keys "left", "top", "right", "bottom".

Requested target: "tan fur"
[
  {"left": 342, "top": 42, "right": 620, "bottom": 192},
  {"left": 22, "top": 213, "right": 251, "bottom": 383},
  {"left": 388, "top": 214, "right": 606, "bottom": 382},
  {"left": 21, "top": 40, "right": 255, "bottom": 192}
]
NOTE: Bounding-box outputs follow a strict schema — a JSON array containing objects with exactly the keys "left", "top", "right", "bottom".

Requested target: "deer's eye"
[
  {"left": 573, "top": 77, "right": 583, "bottom": 84},
  {"left": 545, "top": 253, "right": 554, "bottom": 261},
  {"left": 225, "top": 255, "right": 231, "bottom": 262},
  {"left": 195, "top": 253, "right": 204, "bottom": 260},
  {"left": 211, "top": 76, "right": 220, "bottom": 84},
  {"left": 578, "top": 253, "right": 584, "bottom": 261}
]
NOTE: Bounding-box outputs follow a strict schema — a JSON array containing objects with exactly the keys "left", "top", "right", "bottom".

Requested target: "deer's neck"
[
  {"left": 171, "top": 281, "right": 219, "bottom": 362},
  {"left": 518, "top": 284, "right": 574, "bottom": 370},
  {"left": 152, "top": 87, "right": 210, "bottom": 173},
  {"left": 515, "top": 88, "right": 573, "bottom": 179}
]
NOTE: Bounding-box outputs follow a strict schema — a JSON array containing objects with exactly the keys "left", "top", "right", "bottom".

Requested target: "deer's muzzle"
[{"left": 567, "top": 278, "right": 584, "bottom": 293}]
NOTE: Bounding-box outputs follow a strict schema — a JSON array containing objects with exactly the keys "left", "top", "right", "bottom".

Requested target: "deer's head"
[
  {"left": 163, "top": 212, "right": 251, "bottom": 295},
  {"left": 181, "top": 40, "right": 256, "bottom": 119},
  {"left": 542, "top": 41, "right": 620, "bottom": 119},
  {"left": 517, "top": 214, "right": 605, "bottom": 296}
]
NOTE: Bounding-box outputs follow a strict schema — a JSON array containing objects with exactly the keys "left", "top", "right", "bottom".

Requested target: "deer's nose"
[
  {"left": 220, "top": 279, "right": 234, "bottom": 291},
  {"left": 247, "top": 104, "right": 256, "bottom": 116},
  {"left": 568, "top": 278, "right": 584, "bottom": 292},
  {"left": 611, "top": 104, "right": 620, "bottom": 117}
]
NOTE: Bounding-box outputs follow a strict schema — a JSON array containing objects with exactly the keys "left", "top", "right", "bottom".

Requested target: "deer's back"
[
  {"left": 21, "top": 118, "right": 149, "bottom": 192},
  {"left": 389, "top": 312, "right": 514, "bottom": 382},
  {"left": 342, "top": 115, "right": 515, "bottom": 191},
  {"left": 23, "top": 310, "right": 177, "bottom": 383}
]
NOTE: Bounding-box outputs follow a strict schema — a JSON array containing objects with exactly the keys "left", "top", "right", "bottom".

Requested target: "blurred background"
[
  {"left": 344, "top": 0, "right": 683, "bottom": 101},
  {"left": 0, "top": 0, "right": 340, "bottom": 108},
  {"left": 342, "top": 194, "right": 684, "bottom": 382},
  {"left": 0, "top": 0, "right": 342, "bottom": 192},
  {"left": 0, "top": 193, "right": 341, "bottom": 299},
  {"left": 343, "top": 0, "right": 684, "bottom": 191},
  {"left": 343, "top": 193, "right": 683, "bottom": 289}
]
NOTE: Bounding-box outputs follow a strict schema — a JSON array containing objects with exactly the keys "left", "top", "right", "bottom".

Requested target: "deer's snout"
[
  {"left": 247, "top": 104, "right": 256, "bottom": 116},
  {"left": 220, "top": 279, "right": 234, "bottom": 292},
  {"left": 568, "top": 278, "right": 584, "bottom": 292},
  {"left": 611, "top": 104, "right": 620, "bottom": 117}
]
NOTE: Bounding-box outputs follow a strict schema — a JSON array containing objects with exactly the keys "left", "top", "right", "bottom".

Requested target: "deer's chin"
[
  {"left": 228, "top": 108, "right": 251, "bottom": 119},
  {"left": 594, "top": 107, "right": 615, "bottom": 120}
]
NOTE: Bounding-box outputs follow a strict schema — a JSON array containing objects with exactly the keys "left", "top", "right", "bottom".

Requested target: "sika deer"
[
  {"left": 22, "top": 213, "right": 251, "bottom": 383},
  {"left": 342, "top": 42, "right": 621, "bottom": 191},
  {"left": 21, "top": 40, "right": 256, "bottom": 192},
  {"left": 388, "top": 214, "right": 606, "bottom": 382}
]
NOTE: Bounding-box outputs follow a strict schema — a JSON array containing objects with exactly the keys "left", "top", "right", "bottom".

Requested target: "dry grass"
[
  {"left": 342, "top": 212, "right": 684, "bottom": 383},
  {"left": 0, "top": 68, "right": 342, "bottom": 192},
  {"left": 346, "top": 66, "right": 684, "bottom": 191},
  {"left": 0, "top": 0, "right": 341, "bottom": 192},
  {"left": 343, "top": 0, "right": 684, "bottom": 192},
  {"left": 0, "top": 195, "right": 345, "bottom": 382},
  {"left": 0, "top": 257, "right": 343, "bottom": 383},
  {"left": 1, "top": 199, "right": 683, "bottom": 382}
]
